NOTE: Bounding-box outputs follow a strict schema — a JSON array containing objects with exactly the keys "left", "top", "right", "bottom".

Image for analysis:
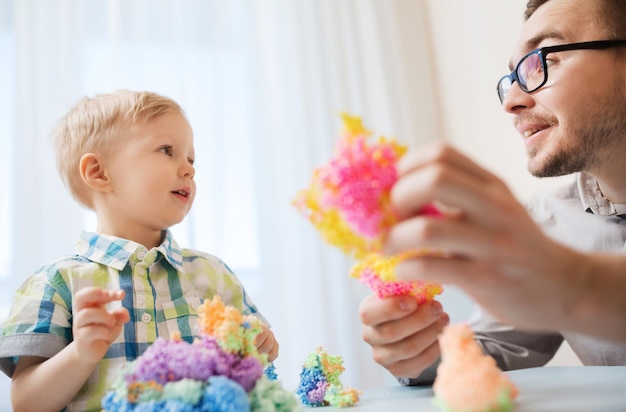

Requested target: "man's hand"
[
  {"left": 359, "top": 294, "right": 449, "bottom": 378},
  {"left": 385, "top": 143, "right": 587, "bottom": 331},
  {"left": 72, "top": 287, "right": 130, "bottom": 364}
]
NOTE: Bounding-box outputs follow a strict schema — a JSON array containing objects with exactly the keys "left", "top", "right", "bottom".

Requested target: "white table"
[{"left": 321, "top": 366, "right": 626, "bottom": 411}]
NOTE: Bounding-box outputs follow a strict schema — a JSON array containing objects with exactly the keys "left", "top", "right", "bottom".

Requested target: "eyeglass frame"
[{"left": 497, "top": 39, "right": 626, "bottom": 104}]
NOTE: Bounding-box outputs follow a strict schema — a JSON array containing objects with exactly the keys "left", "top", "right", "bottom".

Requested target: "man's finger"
[
  {"left": 359, "top": 294, "right": 418, "bottom": 327},
  {"left": 397, "top": 143, "right": 497, "bottom": 184}
]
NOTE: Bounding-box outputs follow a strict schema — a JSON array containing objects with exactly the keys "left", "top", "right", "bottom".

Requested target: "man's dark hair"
[{"left": 524, "top": 0, "right": 626, "bottom": 39}]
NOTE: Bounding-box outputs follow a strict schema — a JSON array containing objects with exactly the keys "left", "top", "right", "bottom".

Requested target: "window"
[
  {"left": 0, "top": 2, "right": 14, "bottom": 309},
  {"left": 0, "top": 1, "right": 262, "bottom": 316},
  {"left": 0, "top": 4, "right": 262, "bottom": 404},
  {"left": 80, "top": 32, "right": 260, "bottom": 285}
]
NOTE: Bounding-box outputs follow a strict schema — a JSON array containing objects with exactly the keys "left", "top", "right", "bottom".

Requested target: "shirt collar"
[
  {"left": 76, "top": 230, "right": 185, "bottom": 272},
  {"left": 577, "top": 172, "right": 626, "bottom": 217}
]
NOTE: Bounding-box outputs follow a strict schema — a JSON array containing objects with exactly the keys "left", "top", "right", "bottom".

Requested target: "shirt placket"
[{"left": 133, "top": 249, "right": 158, "bottom": 345}]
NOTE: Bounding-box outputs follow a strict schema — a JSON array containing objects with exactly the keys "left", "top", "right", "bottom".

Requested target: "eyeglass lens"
[
  {"left": 518, "top": 53, "right": 544, "bottom": 92},
  {"left": 498, "top": 52, "right": 545, "bottom": 102},
  {"left": 498, "top": 77, "right": 511, "bottom": 102}
]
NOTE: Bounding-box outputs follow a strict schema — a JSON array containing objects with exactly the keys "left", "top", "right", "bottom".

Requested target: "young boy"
[{"left": 0, "top": 90, "right": 278, "bottom": 411}]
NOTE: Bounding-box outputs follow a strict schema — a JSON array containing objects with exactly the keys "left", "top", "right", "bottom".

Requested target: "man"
[{"left": 359, "top": 0, "right": 626, "bottom": 385}]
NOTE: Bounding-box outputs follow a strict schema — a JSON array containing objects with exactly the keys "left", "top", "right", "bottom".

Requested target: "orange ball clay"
[{"left": 433, "top": 324, "right": 519, "bottom": 412}]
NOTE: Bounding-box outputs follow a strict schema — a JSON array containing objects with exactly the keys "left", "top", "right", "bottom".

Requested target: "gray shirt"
[{"left": 402, "top": 172, "right": 626, "bottom": 385}]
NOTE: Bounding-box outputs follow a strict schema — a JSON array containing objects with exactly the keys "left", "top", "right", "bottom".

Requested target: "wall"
[{"left": 423, "top": 0, "right": 580, "bottom": 366}]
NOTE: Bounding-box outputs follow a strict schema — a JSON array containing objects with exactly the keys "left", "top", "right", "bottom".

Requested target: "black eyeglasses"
[{"left": 497, "top": 39, "right": 626, "bottom": 104}]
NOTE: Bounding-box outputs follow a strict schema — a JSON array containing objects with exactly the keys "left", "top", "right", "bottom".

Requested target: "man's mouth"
[{"left": 522, "top": 127, "right": 543, "bottom": 138}]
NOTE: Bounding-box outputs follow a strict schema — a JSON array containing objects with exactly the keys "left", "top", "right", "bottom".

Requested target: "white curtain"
[{"left": 0, "top": 0, "right": 443, "bottom": 403}]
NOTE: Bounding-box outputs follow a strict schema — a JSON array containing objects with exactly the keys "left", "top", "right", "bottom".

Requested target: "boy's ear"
[{"left": 80, "top": 153, "right": 111, "bottom": 192}]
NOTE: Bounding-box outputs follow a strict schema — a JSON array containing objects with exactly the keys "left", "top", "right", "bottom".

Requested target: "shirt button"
[
  {"left": 141, "top": 313, "right": 152, "bottom": 323},
  {"left": 137, "top": 252, "right": 146, "bottom": 260}
]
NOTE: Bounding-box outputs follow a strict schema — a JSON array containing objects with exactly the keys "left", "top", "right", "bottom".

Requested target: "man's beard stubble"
[{"left": 529, "top": 79, "right": 626, "bottom": 178}]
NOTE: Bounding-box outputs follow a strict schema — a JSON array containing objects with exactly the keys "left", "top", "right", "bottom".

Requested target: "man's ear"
[{"left": 80, "top": 153, "right": 111, "bottom": 192}]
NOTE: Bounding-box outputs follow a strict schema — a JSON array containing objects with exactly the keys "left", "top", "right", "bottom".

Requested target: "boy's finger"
[
  {"left": 112, "top": 307, "right": 131, "bottom": 325},
  {"left": 74, "top": 287, "right": 125, "bottom": 311},
  {"left": 74, "top": 307, "right": 117, "bottom": 328}
]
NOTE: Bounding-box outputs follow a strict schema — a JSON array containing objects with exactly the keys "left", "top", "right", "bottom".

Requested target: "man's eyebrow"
[
  {"left": 508, "top": 31, "right": 567, "bottom": 70},
  {"left": 525, "top": 31, "right": 566, "bottom": 50}
]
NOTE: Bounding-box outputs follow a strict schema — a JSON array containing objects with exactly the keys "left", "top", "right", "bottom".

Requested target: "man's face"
[{"left": 501, "top": 0, "right": 626, "bottom": 178}]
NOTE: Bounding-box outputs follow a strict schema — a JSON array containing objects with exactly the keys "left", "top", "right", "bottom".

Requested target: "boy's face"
[{"left": 103, "top": 112, "right": 196, "bottom": 234}]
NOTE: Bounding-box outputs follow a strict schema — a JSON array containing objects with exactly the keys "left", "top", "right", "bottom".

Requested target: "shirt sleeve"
[
  {"left": 184, "top": 250, "right": 270, "bottom": 326},
  {"left": 0, "top": 268, "right": 73, "bottom": 377},
  {"left": 398, "top": 358, "right": 440, "bottom": 386},
  {"left": 220, "top": 266, "right": 270, "bottom": 326},
  {"left": 469, "top": 308, "right": 564, "bottom": 370}
]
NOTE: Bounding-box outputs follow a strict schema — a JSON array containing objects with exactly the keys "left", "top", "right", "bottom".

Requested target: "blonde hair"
[{"left": 53, "top": 90, "right": 185, "bottom": 209}]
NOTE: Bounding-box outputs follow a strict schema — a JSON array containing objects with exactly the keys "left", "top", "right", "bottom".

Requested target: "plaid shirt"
[{"left": 0, "top": 230, "right": 265, "bottom": 411}]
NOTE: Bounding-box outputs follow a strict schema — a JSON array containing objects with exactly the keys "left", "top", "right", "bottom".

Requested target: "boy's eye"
[
  {"left": 159, "top": 146, "right": 173, "bottom": 156},
  {"left": 188, "top": 158, "right": 195, "bottom": 166}
]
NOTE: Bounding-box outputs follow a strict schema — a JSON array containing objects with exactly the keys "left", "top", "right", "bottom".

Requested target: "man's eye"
[
  {"left": 544, "top": 57, "right": 558, "bottom": 68},
  {"left": 159, "top": 146, "right": 173, "bottom": 156}
]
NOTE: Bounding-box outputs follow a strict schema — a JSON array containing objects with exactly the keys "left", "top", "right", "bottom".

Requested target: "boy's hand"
[
  {"left": 72, "top": 287, "right": 130, "bottom": 364},
  {"left": 255, "top": 324, "right": 279, "bottom": 362}
]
